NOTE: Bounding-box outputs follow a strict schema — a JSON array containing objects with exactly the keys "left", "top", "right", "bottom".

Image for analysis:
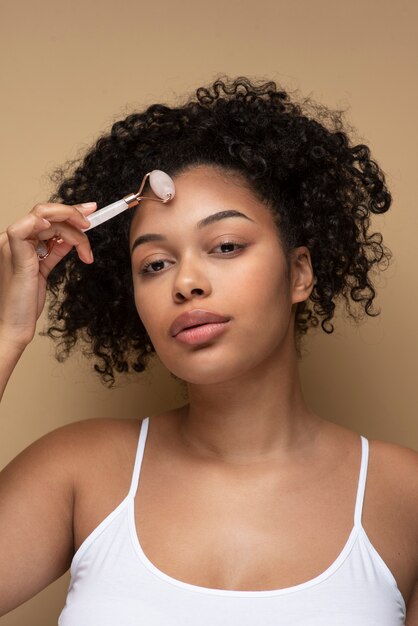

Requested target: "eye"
[
  {"left": 212, "top": 241, "right": 247, "bottom": 255},
  {"left": 139, "top": 258, "right": 172, "bottom": 275}
]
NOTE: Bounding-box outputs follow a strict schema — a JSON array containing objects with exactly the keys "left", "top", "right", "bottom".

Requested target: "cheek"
[
  {"left": 245, "top": 283, "right": 292, "bottom": 349},
  {"left": 132, "top": 279, "right": 173, "bottom": 350},
  {"left": 227, "top": 250, "right": 291, "bottom": 312},
  {"left": 230, "top": 255, "right": 293, "bottom": 358},
  {"left": 132, "top": 281, "right": 156, "bottom": 337},
  {"left": 132, "top": 269, "right": 151, "bottom": 324}
]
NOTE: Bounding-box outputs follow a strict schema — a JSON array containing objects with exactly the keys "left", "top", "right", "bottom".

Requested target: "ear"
[{"left": 289, "top": 246, "right": 315, "bottom": 304}]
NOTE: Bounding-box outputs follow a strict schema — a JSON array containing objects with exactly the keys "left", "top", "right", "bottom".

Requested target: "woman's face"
[{"left": 129, "top": 165, "right": 313, "bottom": 385}]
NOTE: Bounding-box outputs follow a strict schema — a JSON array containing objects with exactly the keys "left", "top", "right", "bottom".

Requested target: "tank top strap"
[
  {"left": 354, "top": 435, "right": 369, "bottom": 527},
  {"left": 127, "top": 417, "right": 150, "bottom": 499}
]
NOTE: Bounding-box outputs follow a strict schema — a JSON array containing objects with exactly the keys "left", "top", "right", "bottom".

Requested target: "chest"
[
  {"left": 135, "top": 456, "right": 352, "bottom": 589},
  {"left": 73, "top": 434, "right": 415, "bottom": 607}
]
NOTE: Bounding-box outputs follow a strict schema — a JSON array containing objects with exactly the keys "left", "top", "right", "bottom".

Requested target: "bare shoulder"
[
  {"left": 368, "top": 438, "right": 418, "bottom": 564},
  {"left": 368, "top": 437, "right": 418, "bottom": 519},
  {"left": 2, "top": 417, "right": 143, "bottom": 483},
  {"left": 66, "top": 416, "right": 143, "bottom": 469},
  {"left": 48, "top": 416, "right": 143, "bottom": 451},
  {"left": 0, "top": 417, "right": 143, "bottom": 615},
  {"left": 369, "top": 437, "right": 418, "bottom": 499}
]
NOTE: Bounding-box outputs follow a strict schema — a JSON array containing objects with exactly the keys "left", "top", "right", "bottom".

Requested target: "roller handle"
[{"left": 81, "top": 199, "right": 130, "bottom": 232}]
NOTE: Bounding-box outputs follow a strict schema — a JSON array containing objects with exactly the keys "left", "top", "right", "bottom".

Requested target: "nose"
[{"left": 172, "top": 257, "right": 212, "bottom": 303}]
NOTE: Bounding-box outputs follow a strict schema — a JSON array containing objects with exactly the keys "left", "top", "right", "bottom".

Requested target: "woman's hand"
[{"left": 0, "top": 201, "right": 97, "bottom": 350}]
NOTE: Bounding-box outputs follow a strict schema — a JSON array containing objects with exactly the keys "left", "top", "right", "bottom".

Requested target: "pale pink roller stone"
[{"left": 149, "top": 170, "right": 176, "bottom": 200}]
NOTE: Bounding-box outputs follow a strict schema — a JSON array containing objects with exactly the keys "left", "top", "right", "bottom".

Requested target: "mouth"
[
  {"left": 173, "top": 320, "right": 231, "bottom": 346},
  {"left": 169, "top": 309, "right": 231, "bottom": 339}
]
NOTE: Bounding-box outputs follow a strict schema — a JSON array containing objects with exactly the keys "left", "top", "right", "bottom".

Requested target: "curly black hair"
[{"left": 41, "top": 75, "right": 392, "bottom": 387}]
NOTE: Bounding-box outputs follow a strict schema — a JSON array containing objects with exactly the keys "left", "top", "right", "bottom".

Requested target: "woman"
[{"left": 0, "top": 77, "right": 416, "bottom": 624}]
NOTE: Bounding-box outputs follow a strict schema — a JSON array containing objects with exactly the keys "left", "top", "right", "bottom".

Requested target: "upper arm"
[
  {"left": 395, "top": 443, "right": 418, "bottom": 568},
  {"left": 0, "top": 422, "right": 80, "bottom": 616},
  {"left": 404, "top": 447, "right": 418, "bottom": 623},
  {"left": 406, "top": 579, "right": 418, "bottom": 625},
  {"left": 370, "top": 438, "right": 418, "bottom": 616},
  {"left": 389, "top": 442, "right": 418, "bottom": 618}
]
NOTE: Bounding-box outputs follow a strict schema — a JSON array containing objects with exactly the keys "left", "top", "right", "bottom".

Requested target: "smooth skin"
[{"left": 0, "top": 166, "right": 417, "bottom": 621}]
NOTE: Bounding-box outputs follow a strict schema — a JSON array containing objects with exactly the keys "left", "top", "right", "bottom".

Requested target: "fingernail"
[
  {"left": 80, "top": 202, "right": 97, "bottom": 209},
  {"left": 42, "top": 218, "right": 51, "bottom": 227}
]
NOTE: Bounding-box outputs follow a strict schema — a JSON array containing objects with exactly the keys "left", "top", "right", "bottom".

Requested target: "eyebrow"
[{"left": 130, "top": 210, "right": 254, "bottom": 255}]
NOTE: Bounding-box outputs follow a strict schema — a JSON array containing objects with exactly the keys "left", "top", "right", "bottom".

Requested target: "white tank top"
[{"left": 58, "top": 417, "right": 406, "bottom": 625}]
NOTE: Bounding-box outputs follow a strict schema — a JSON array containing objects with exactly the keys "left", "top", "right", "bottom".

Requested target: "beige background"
[{"left": 1, "top": 0, "right": 417, "bottom": 623}]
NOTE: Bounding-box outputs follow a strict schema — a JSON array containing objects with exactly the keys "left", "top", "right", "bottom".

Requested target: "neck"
[{"left": 175, "top": 341, "right": 324, "bottom": 465}]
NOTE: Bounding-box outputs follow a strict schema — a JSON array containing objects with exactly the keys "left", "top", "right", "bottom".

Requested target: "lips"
[{"left": 169, "top": 309, "right": 231, "bottom": 337}]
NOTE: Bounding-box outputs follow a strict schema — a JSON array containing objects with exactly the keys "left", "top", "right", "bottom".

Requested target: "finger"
[
  {"left": 0, "top": 231, "right": 9, "bottom": 248},
  {"left": 36, "top": 221, "right": 93, "bottom": 264},
  {"left": 7, "top": 213, "right": 93, "bottom": 268},
  {"left": 6, "top": 214, "right": 56, "bottom": 266},
  {"left": 66, "top": 203, "right": 98, "bottom": 230},
  {"left": 30, "top": 202, "right": 97, "bottom": 230},
  {"left": 37, "top": 239, "right": 76, "bottom": 277}
]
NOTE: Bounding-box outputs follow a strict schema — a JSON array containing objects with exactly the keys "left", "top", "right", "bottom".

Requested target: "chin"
[
  {"left": 171, "top": 370, "right": 234, "bottom": 386},
  {"left": 153, "top": 327, "right": 288, "bottom": 386},
  {"left": 161, "top": 351, "right": 261, "bottom": 386}
]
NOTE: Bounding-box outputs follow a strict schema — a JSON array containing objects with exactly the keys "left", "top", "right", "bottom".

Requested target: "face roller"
[
  {"left": 37, "top": 170, "right": 175, "bottom": 260},
  {"left": 82, "top": 169, "right": 175, "bottom": 232}
]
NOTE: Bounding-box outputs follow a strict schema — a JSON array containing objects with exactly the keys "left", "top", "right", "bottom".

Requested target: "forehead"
[{"left": 129, "top": 165, "right": 274, "bottom": 243}]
